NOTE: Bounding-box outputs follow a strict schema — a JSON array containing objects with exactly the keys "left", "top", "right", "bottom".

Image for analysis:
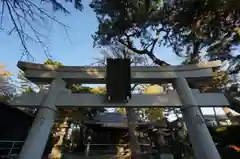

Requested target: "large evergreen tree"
[{"left": 90, "top": 0, "right": 240, "bottom": 65}]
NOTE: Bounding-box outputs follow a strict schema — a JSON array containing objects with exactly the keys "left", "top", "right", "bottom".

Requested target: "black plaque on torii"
[{"left": 106, "top": 58, "right": 132, "bottom": 103}]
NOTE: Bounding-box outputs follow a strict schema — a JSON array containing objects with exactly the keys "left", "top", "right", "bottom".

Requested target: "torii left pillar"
[{"left": 19, "top": 78, "right": 67, "bottom": 159}]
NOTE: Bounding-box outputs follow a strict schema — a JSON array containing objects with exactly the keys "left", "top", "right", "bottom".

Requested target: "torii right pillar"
[{"left": 175, "top": 77, "right": 221, "bottom": 159}]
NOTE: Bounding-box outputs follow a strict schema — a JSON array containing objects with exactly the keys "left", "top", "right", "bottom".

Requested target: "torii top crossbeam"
[
  {"left": 17, "top": 60, "right": 222, "bottom": 84},
  {"left": 11, "top": 60, "right": 229, "bottom": 108}
]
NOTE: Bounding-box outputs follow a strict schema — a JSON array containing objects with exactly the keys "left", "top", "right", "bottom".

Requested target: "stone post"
[
  {"left": 174, "top": 77, "right": 221, "bottom": 159},
  {"left": 19, "top": 78, "right": 66, "bottom": 159}
]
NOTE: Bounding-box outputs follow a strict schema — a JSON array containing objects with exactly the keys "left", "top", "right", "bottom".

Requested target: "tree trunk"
[{"left": 126, "top": 108, "right": 141, "bottom": 159}]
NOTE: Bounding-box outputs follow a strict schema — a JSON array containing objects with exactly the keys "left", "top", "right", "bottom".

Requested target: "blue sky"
[
  {"left": 0, "top": 1, "right": 182, "bottom": 76},
  {"left": 0, "top": 1, "right": 233, "bottom": 116}
]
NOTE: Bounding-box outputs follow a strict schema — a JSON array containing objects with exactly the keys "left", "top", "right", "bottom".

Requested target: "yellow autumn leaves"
[
  {"left": 0, "top": 64, "right": 12, "bottom": 77},
  {"left": 143, "top": 85, "right": 165, "bottom": 121}
]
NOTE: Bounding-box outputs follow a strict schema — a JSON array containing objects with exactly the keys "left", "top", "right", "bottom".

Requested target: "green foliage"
[
  {"left": 117, "top": 108, "right": 126, "bottom": 115},
  {"left": 69, "top": 84, "right": 106, "bottom": 95},
  {"left": 90, "top": 0, "right": 169, "bottom": 65},
  {"left": 58, "top": 84, "right": 106, "bottom": 121},
  {"left": 0, "top": 95, "right": 10, "bottom": 102},
  {"left": 91, "top": 0, "right": 240, "bottom": 65},
  {"left": 216, "top": 127, "right": 227, "bottom": 132},
  {"left": 44, "top": 59, "right": 64, "bottom": 67},
  {"left": 55, "top": 0, "right": 83, "bottom": 12},
  {"left": 35, "top": 0, "right": 83, "bottom": 14},
  {"left": 90, "top": 0, "right": 163, "bottom": 46},
  {"left": 24, "top": 86, "right": 35, "bottom": 93},
  {"left": 70, "top": 84, "right": 92, "bottom": 93},
  {"left": 212, "top": 71, "right": 229, "bottom": 87},
  {"left": 162, "top": 0, "right": 240, "bottom": 60}
]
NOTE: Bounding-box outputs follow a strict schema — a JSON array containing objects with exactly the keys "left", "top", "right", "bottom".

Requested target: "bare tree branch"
[
  {"left": 119, "top": 36, "right": 170, "bottom": 66},
  {"left": 0, "top": 1, "right": 5, "bottom": 29},
  {"left": 26, "top": 0, "right": 69, "bottom": 28},
  {"left": 2, "top": 0, "right": 71, "bottom": 60},
  {"left": 12, "top": 7, "right": 50, "bottom": 57},
  {"left": 6, "top": 0, "right": 34, "bottom": 60}
]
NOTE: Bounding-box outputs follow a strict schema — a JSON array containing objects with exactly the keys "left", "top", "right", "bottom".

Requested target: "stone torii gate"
[{"left": 10, "top": 60, "right": 229, "bottom": 159}]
